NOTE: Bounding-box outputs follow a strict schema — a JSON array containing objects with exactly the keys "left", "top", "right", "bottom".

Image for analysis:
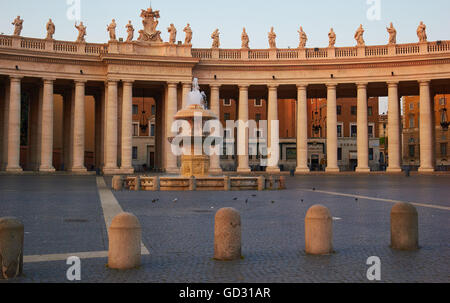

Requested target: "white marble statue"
[
  {"left": 241, "top": 27, "right": 249, "bottom": 49},
  {"left": 125, "top": 21, "right": 134, "bottom": 42},
  {"left": 168, "top": 24, "right": 177, "bottom": 44},
  {"left": 298, "top": 26, "right": 307, "bottom": 49},
  {"left": 107, "top": 19, "right": 117, "bottom": 41},
  {"left": 12, "top": 16, "right": 23, "bottom": 36},
  {"left": 268, "top": 27, "right": 277, "bottom": 49},
  {"left": 46, "top": 19, "right": 55, "bottom": 40},
  {"left": 328, "top": 28, "right": 336, "bottom": 47},
  {"left": 75, "top": 22, "right": 87, "bottom": 43},
  {"left": 211, "top": 29, "right": 220, "bottom": 49},
  {"left": 387, "top": 22, "right": 397, "bottom": 45},
  {"left": 354, "top": 24, "right": 365, "bottom": 46},
  {"left": 417, "top": 21, "right": 427, "bottom": 43}
]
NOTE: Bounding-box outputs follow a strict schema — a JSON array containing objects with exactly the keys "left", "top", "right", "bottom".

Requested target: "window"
[
  {"left": 351, "top": 124, "right": 357, "bottom": 137},
  {"left": 409, "top": 103, "right": 414, "bottom": 110},
  {"left": 254, "top": 98, "right": 262, "bottom": 107},
  {"left": 132, "top": 104, "right": 139, "bottom": 115},
  {"left": 409, "top": 115, "right": 415, "bottom": 128},
  {"left": 224, "top": 113, "right": 231, "bottom": 121},
  {"left": 337, "top": 105, "right": 342, "bottom": 115},
  {"left": 151, "top": 105, "right": 156, "bottom": 115},
  {"left": 286, "top": 148, "right": 297, "bottom": 160},
  {"left": 337, "top": 125, "right": 343, "bottom": 138},
  {"left": 132, "top": 146, "right": 138, "bottom": 160},
  {"left": 150, "top": 124, "right": 155, "bottom": 137},
  {"left": 132, "top": 123, "right": 139, "bottom": 137},
  {"left": 337, "top": 148, "right": 342, "bottom": 161},
  {"left": 441, "top": 143, "right": 448, "bottom": 157},
  {"left": 439, "top": 98, "right": 446, "bottom": 106},
  {"left": 368, "top": 125, "right": 374, "bottom": 138},
  {"left": 255, "top": 113, "right": 261, "bottom": 122},
  {"left": 224, "top": 99, "right": 231, "bottom": 106},
  {"left": 351, "top": 106, "right": 357, "bottom": 115},
  {"left": 368, "top": 107, "right": 373, "bottom": 116},
  {"left": 409, "top": 145, "right": 415, "bottom": 157},
  {"left": 369, "top": 148, "right": 374, "bottom": 161}
]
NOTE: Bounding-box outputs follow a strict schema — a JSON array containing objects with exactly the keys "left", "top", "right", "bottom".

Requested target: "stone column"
[
  {"left": 103, "top": 80, "right": 119, "bottom": 174},
  {"left": 296, "top": 84, "right": 309, "bottom": 173},
  {"left": 387, "top": 82, "right": 402, "bottom": 172},
  {"left": 237, "top": 85, "right": 251, "bottom": 173},
  {"left": 419, "top": 80, "right": 435, "bottom": 172},
  {"left": 326, "top": 84, "right": 339, "bottom": 173},
  {"left": 209, "top": 84, "right": 223, "bottom": 174},
  {"left": 39, "top": 79, "right": 56, "bottom": 172},
  {"left": 69, "top": 80, "right": 87, "bottom": 173},
  {"left": 166, "top": 82, "right": 179, "bottom": 174},
  {"left": 6, "top": 76, "right": 23, "bottom": 172},
  {"left": 181, "top": 82, "right": 192, "bottom": 109},
  {"left": 120, "top": 81, "right": 134, "bottom": 174},
  {"left": 267, "top": 84, "right": 280, "bottom": 173},
  {"left": 356, "top": 83, "right": 370, "bottom": 173}
]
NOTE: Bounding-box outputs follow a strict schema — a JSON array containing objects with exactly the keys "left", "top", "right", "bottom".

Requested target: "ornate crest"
[{"left": 137, "top": 7, "right": 163, "bottom": 43}]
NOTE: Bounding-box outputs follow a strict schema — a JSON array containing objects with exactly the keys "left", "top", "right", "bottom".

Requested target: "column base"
[
  {"left": 39, "top": 166, "right": 56, "bottom": 173},
  {"left": 418, "top": 167, "right": 435, "bottom": 173},
  {"left": 386, "top": 167, "right": 402, "bottom": 173},
  {"left": 295, "top": 167, "right": 310, "bottom": 174},
  {"left": 68, "top": 167, "right": 88, "bottom": 174},
  {"left": 118, "top": 167, "right": 135, "bottom": 175},
  {"left": 325, "top": 167, "right": 340, "bottom": 173},
  {"left": 102, "top": 167, "right": 120, "bottom": 175},
  {"left": 236, "top": 167, "right": 251, "bottom": 174},
  {"left": 355, "top": 167, "right": 370, "bottom": 173},
  {"left": 209, "top": 167, "right": 223, "bottom": 175},
  {"left": 5, "top": 166, "right": 23, "bottom": 173},
  {"left": 266, "top": 166, "right": 281, "bottom": 173}
]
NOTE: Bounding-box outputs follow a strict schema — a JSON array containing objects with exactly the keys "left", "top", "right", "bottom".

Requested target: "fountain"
[{"left": 118, "top": 79, "right": 286, "bottom": 192}]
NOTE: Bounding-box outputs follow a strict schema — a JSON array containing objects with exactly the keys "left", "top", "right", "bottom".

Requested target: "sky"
[{"left": 2, "top": 0, "right": 450, "bottom": 113}]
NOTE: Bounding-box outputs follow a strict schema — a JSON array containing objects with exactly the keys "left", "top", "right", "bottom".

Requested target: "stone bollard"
[
  {"left": 0, "top": 217, "right": 24, "bottom": 279},
  {"left": 189, "top": 176, "right": 197, "bottom": 191},
  {"left": 391, "top": 203, "right": 419, "bottom": 250},
  {"left": 108, "top": 213, "right": 142, "bottom": 270},
  {"left": 153, "top": 176, "right": 160, "bottom": 191},
  {"left": 214, "top": 208, "right": 241, "bottom": 261},
  {"left": 305, "top": 205, "right": 333, "bottom": 255},
  {"left": 257, "top": 176, "right": 265, "bottom": 191},
  {"left": 112, "top": 176, "right": 123, "bottom": 191},
  {"left": 267, "top": 176, "right": 274, "bottom": 190}
]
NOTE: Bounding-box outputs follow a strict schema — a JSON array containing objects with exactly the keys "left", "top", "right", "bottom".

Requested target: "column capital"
[
  {"left": 356, "top": 82, "right": 368, "bottom": 88},
  {"left": 42, "top": 78, "right": 56, "bottom": 84},
  {"left": 167, "top": 81, "right": 179, "bottom": 88},
  {"left": 9, "top": 75, "right": 23, "bottom": 82},
  {"left": 296, "top": 83, "right": 308, "bottom": 90},
  {"left": 326, "top": 83, "right": 337, "bottom": 89},
  {"left": 267, "top": 84, "right": 278, "bottom": 90},
  {"left": 210, "top": 83, "right": 221, "bottom": 90},
  {"left": 387, "top": 81, "right": 399, "bottom": 87},
  {"left": 418, "top": 79, "right": 431, "bottom": 86},
  {"left": 74, "top": 79, "right": 87, "bottom": 85},
  {"left": 238, "top": 84, "right": 249, "bottom": 90},
  {"left": 122, "top": 80, "right": 135, "bottom": 85}
]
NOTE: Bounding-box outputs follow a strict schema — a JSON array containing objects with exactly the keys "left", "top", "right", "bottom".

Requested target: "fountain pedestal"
[{"left": 181, "top": 154, "right": 210, "bottom": 177}]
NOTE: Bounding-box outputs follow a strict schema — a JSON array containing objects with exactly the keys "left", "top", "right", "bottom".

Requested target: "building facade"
[
  {"left": 1, "top": 8, "right": 450, "bottom": 175},
  {"left": 402, "top": 94, "right": 450, "bottom": 169}
]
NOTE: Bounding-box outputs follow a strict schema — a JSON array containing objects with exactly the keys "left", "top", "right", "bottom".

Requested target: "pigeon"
[
  {"left": 173, "top": 198, "right": 178, "bottom": 203},
  {"left": 233, "top": 197, "right": 238, "bottom": 201},
  {"left": 271, "top": 200, "right": 275, "bottom": 204},
  {"left": 252, "top": 194, "right": 257, "bottom": 197},
  {"left": 151, "top": 199, "right": 158, "bottom": 203},
  {"left": 312, "top": 188, "right": 316, "bottom": 191},
  {"left": 355, "top": 198, "right": 359, "bottom": 202},
  {"left": 301, "top": 199, "right": 304, "bottom": 203},
  {"left": 245, "top": 199, "right": 249, "bottom": 204}
]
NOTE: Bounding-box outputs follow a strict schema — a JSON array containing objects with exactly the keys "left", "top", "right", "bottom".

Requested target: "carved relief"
[{"left": 137, "top": 7, "right": 163, "bottom": 43}]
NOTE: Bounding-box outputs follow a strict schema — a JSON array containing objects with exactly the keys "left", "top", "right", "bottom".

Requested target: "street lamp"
[
  {"left": 440, "top": 107, "right": 449, "bottom": 131},
  {"left": 139, "top": 89, "right": 149, "bottom": 133}
]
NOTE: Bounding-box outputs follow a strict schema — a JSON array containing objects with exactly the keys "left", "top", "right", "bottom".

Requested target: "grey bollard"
[
  {"left": 305, "top": 205, "right": 333, "bottom": 255},
  {"left": 108, "top": 213, "right": 142, "bottom": 269},
  {"left": 0, "top": 217, "right": 24, "bottom": 279},
  {"left": 112, "top": 176, "right": 123, "bottom": 191},
  {"left": 391, "top": 203, "right": 419, "bottom": 250},
  {"left": 214, "top": 208, "right": 241, "bottom": 261}
]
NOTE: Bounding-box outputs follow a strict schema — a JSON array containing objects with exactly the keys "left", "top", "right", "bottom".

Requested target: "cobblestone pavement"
[{"left": 0, "top": 174, "right": 448, "bottom": 283}]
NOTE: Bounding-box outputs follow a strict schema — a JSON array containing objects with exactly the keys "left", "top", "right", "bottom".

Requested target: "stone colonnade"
[{"left": 0, "top": 77, "right": 437, "bottom": 174}]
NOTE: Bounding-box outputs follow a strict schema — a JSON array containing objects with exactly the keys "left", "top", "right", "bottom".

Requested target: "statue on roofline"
[{"left": 137, "top": 7, "right": 163, "bottom": 43}]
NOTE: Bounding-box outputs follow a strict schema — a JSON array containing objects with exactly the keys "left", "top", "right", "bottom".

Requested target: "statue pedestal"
[{"left": 181, "top": 155, "right": 210, "bottom": 178}]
